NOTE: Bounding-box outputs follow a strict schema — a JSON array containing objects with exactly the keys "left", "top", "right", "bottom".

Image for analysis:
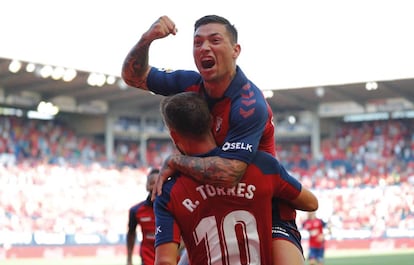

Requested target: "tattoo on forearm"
[
  {"left": 122, "top": 40, "right": 150, "bottom": 88},
  {"left": 171, "top": 155, "right": 246, "bottom": 187}
]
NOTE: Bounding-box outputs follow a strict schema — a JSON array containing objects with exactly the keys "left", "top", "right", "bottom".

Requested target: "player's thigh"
[{"left": 272, "top": 239, "right": 305, "bottom": 265}]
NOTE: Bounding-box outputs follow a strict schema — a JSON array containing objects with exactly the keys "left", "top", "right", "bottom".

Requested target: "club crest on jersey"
[
  {"left": 158, "top": 67, "right": 175, "bottom": 73},
  {"left": 215, "top": 117, "right": 223, "bottom": 132}
]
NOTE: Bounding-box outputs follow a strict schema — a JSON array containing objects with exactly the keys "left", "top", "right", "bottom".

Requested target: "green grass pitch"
[{"left": 326, "top": 251, "right": 413, "bottom": 265}]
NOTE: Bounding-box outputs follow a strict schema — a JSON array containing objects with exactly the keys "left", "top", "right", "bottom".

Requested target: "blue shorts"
[
  {"left": 272, "top": 220, "right": 303, "bottom": 254},
  {"left": 308, "top": 247, "right": 325, "bottom": 262}
]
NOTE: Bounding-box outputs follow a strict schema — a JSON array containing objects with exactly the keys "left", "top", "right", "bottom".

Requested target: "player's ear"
[
  {"left": 170, "top": 129, "right": 179, "bottom": 144},
  {"left": 232, "top": 44, "right": 241, "bottom": 59}
]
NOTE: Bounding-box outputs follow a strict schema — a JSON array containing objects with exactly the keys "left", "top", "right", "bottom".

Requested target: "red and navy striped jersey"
[
  {"left": 147, "top": 66, "right": 275, "bottom": 163},
  {"left": 303, "top": 218, "right": 327, "bottom": 248},
  {"left": 154, "top": 150, "right": 301, "bottom": 265},
  {"left": 128, "top": 197, "right": 155, "bottom": 265}
]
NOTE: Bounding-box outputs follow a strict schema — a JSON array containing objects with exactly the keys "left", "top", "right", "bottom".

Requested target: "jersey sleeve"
[
  {"left": 218, "top": 93, "right": 269, "bottom": 163},
  {"left": 146, "top": 67, "right": 201, "bottom": 96},
  {"left": 128, "top": 205, "right": 138, "bottom": 231},
  {"left": 254, "top": 152, "right": 302, "bottom": 201},
  {"left": 273, "top": 163, "right": 302, "bottom": 201},
  {"left": 154, "top": 180, "right": 182, "bottom": 247}
]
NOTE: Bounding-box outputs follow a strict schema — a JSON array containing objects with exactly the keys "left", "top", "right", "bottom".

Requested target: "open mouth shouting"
[{"left": 201, "top": 58, "right": 215, "bottom": 69}]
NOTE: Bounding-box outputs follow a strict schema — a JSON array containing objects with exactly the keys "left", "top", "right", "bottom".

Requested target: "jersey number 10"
[{"left": 193, "top": 210, "right": 261, "bottom": 264}]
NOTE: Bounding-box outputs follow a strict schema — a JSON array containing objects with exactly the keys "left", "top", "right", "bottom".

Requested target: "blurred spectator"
[{"left": 0, "top": 115, "right": 413, "bottom": 244}]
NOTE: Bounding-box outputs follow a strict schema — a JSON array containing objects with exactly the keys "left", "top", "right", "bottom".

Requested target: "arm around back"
[{"left": 152, "top": 154, "right": 247, "bottom": 200}]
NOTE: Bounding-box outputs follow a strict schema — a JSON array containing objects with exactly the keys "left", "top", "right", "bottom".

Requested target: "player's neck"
[
  {"left": 203, "top": 69, "right": 236, "bottom": 98},
  {"left": 181, "top": 137, "right": 217, "bottom": 156}
]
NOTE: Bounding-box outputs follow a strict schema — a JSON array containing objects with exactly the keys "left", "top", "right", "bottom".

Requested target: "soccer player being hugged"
[
  {"left": 123, "top": 14, "right": 314, "bottom": 264},
  {"left": 153, "top": 92, "right": 318, "bottom": 264}
]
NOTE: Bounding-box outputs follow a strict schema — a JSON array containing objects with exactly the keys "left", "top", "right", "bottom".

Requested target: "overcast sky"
[{"left": 1, "top": 0, "right": 414, "bottom": 90}]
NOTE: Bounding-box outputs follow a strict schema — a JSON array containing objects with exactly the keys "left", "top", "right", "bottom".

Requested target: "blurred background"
[{"left": 0, "top": 0, "right": 413, "bottom": 262}]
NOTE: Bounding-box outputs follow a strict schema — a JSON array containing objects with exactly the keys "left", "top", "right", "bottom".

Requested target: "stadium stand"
[
  {"left": 0, "top": 115, "right": 413, "bottom": 250},
  {"left": 1, "top": 57, "right": 413, "bottom": 258}
]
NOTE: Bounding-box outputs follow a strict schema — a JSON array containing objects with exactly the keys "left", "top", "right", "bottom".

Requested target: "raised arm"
[
  {"left": 121, "top": 16, "right": 177, "bottom": 90},
  {"left": 152, "top": 154, "right": 247, "bottom": 200}
]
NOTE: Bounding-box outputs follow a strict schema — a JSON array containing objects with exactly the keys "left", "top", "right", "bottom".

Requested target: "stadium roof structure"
[{"left": 1, "top": 57, "right": 414, "bottom": 118}]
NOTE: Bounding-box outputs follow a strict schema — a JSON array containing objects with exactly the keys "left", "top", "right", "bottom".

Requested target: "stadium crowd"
[
  {"left": 0, "top": 115, "right": 413, "bottom": 245},
  {"left": 278, "top": 119, "right": 414, "bottom": 188}
]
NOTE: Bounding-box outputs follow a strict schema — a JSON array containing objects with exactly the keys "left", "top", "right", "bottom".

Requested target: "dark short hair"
[
  {"left": 160, "top": 92, "right": 211, "bottom": 138},
  {"left": 148, "top": 168, "right": 160, "bottom": 175},
  {"left": 194, "top": 15, "right": 238, "bottom": 44}
]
